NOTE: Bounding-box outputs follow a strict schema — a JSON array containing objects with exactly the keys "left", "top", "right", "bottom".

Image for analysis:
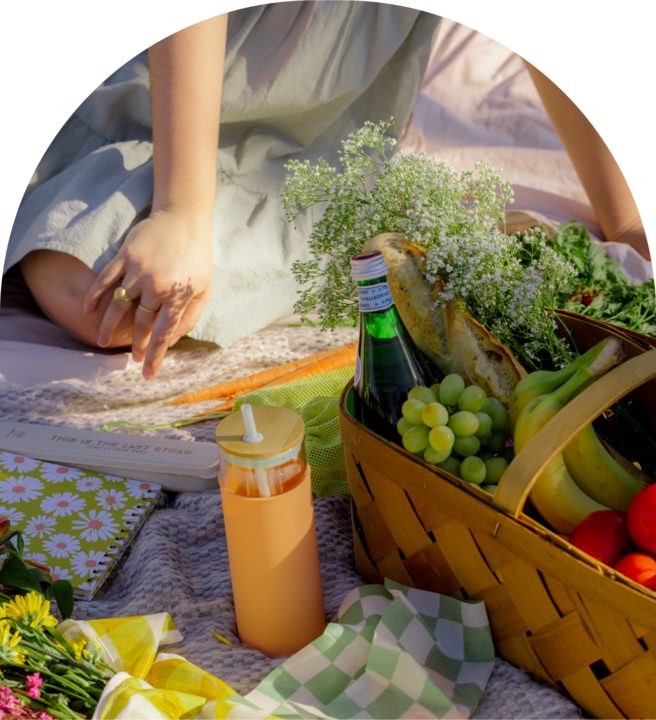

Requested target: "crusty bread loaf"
[{"left": 361, "top": 233, "right": 526, "bottom": 406}]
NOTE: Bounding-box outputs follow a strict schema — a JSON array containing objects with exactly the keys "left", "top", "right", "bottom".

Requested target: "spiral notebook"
[{"left": 0, "top": 451, "right": 166, "bottom": 597}]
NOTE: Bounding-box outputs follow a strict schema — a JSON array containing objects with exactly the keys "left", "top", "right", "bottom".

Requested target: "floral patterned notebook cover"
[{"left": 0, "top": 451, "right": 165, "bottom": 597}]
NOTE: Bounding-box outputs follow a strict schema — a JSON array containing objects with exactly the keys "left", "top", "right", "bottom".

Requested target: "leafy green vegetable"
[
  {"left": 540, "top": 220, "right": 656, "bottom": 476},
  {"left": 551, "top": 221, "right": 656, "bottom": 337}
]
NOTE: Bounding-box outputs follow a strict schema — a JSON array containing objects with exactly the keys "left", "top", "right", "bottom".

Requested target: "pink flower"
[
  {"left": 0, "top": 685, "right": 22, "bottom": 719},
  {"left": 0, "top": 684, "right": 53, "bottom": 720},
  {"left": 27, "top": 673, "right": 43, "bottom": 699},
  {"left": 0, "top": 682, "right": 53, "bottom": 719}
]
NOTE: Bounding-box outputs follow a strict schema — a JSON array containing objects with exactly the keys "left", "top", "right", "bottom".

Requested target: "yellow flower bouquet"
[
  {"left": 0, "top": 591, "right": 112, "bottom": 719},
  {"left": 1, "top": 522, "right": 105, "bottom": 719}
]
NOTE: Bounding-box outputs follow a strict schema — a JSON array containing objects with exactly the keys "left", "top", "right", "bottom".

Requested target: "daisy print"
[
  {"left": 40, "top": 464, "right": 85, "bottom": 484},
  {"left": 72, "top": 510, "right": 119, "bottom": 542},
  {"left": 49, "top": 566, "right": 73, "bottom": 582},
  {"left": 23, "top": 552, "right": 48, "bottom": 565},
  {"left": 0, "top": 475, "right": 43, "bottom": 504},
  {"left": 0, "top": 506, "right": 25, "bottom": 525},
  {"left": 24, "top": 514, "right": 57, "bottom": 538},
  {"left": 70, "top": 550, "right": 106, "bottom": 578},
  {"left": 43, "top": 533, "right": 81, "bottom": 559},
  {"left": 124, "top": 479, "right": 159, "bottom": 499},
  {"left": 40, "top": 492, "right": 85, "bottom": 517},
  {"left": 96, "top": 488, "right": 127, "bottom": 511},
  {"left": 0, "top": 452, "right": 40, "bottom": 473},
  {"left": 77, "top": 580, "right": 98, "bottom": 593},
  {"left": 75, "top": 476, "right": 103, "bottom": 493}
]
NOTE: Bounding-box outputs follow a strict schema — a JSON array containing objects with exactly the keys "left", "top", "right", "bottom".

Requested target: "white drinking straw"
[
  {"left": 240, "top": 405, "right": 270, "bottom": 498},
  {"left": 241, "top": 405, "right": 263, "bottom": 443},
  {"left": 255, "top": 467, "right": 272, "bottom": 498}
]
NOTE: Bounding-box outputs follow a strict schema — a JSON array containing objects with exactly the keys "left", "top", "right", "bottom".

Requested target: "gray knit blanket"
[{"left": 0, "top": 324, "right": 580, "bottom": 718}]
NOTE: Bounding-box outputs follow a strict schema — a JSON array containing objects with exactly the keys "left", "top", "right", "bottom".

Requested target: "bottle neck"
[
  {"left": 355, "top": 274, "right": 394, "bottom": 314},
  {"left": 356, "top": 273, "right": 388, "bottom": 287}
]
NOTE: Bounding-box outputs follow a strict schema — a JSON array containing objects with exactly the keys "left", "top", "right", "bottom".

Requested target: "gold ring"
[
  {"left": 138, "top": 303, "right": 158, "bottom": 314},
  {"left": 113, "top": 286, "right": 134, "bottom": 303}
]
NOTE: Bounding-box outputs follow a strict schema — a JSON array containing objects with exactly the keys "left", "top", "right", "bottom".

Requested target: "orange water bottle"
[{"left": 216, "top": 405, "right": 325, "bottom": 657}]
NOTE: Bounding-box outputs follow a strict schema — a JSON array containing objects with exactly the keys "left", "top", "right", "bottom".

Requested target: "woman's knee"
[{"left": 19, "top": 250, "right": 135, "bottom": 348}]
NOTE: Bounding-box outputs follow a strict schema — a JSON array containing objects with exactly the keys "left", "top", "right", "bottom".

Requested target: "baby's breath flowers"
[
  {"left": 283, "top": 120, "right": 575, "bottom": 370},
  {"left": 424, "top": 226, "right": 576, "bottom": 368}
]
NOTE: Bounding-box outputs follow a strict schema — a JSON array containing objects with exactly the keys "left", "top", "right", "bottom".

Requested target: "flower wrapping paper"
[{"left": 73, "top": 579, "right": 494, "bottom": 719}]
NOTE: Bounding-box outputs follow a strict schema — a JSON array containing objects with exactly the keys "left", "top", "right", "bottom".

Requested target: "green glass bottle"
[{"left": 350, "top": 251, "right": 437, "bottom": 441}]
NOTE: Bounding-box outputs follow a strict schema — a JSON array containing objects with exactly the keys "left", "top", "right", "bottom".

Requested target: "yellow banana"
[
  {"left": 509, "top": 367, "right": 573, "bottom": 434},
  {"left": 509, "top": 340, "right": 608, "bottom": 434},
  {"left": 513, "top": 337, "right": 624, "bottom": 534},
  {"left": 562, "top": 425, "right": 648, "bottom": 511},
  {"left": 514, "top": 396, "right": 609, "bottom": 535},
  {"left": 528, "top": 455, "right": 608, "bottom": 535}
]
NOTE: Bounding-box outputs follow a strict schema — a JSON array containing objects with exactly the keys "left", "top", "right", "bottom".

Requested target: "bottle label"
[
  {"left": 354, "top": 352, "right": 362, "bottom": 386},
  {"left": 357, "top": 282, "right": 393, "bottom": 312}
]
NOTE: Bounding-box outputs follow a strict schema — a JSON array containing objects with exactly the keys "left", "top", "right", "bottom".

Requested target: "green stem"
[
  {"left": 21, "top": 640, "right": 76, "bottom": 666},
  {"left": 98, "top": 411, "right": 231, "bottom": 433},
  {"left": 21, "top": 657, "right": 99, "bottom": 703}
]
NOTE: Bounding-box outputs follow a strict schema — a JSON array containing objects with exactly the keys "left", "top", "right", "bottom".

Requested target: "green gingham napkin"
[{"left": 233, "top": 579, "right": 495, "bottom": 719}]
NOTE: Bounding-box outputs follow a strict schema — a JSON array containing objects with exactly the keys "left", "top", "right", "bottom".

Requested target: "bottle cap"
[
  {"left": 215, "top": 405, "right": 305, "bottom": 460},
  {"left": 350, "top": 251, "right": 389, "bottom": 281}
]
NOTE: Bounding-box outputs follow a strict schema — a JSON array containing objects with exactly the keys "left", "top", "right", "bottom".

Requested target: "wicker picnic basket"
[{"left": 339, "top": 312, "right": 656, "bottom": 719}]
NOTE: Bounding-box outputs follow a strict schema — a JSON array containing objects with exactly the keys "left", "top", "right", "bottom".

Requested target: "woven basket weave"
[{"left": 339, "top": 314, "right": 656, "bottom": 719}]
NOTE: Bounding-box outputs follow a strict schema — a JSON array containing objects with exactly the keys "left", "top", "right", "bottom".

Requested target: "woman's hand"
[
  {"left": 83, "top": 206, "right": 214, "bottom": 378},
  {"left": 81, "top": 15, "right": 226, "bottom": 379}
]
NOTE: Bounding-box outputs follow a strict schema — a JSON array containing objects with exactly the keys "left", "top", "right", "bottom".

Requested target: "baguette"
[{"left": 361, "top": 233, "right": 526, "bottom": 406}]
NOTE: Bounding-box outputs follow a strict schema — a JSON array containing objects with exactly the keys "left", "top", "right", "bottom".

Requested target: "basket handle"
[{"left": 494, "top": 349, "right": 656, "bottom": 518}]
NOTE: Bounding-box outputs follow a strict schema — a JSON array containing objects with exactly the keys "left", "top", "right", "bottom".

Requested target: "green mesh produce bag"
[{"left": 232, "top": 367, "right": 354, "bottom": 497}]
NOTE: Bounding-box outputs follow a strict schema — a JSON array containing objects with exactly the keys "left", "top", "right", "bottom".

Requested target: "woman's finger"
[
  {"left": 96, "top": 283, "right": 139, "bottom": 347},
  {"left": 83, "top": 257, "right": 126, "bottom": 315},
  {"left": 131, "top": 300, "right": 161, "bottom": 362},
  {"left": 172, "top": 293, "right": 209, "bottom": 338},
  {"left": 143, "top": 291, "right": 209, "bottom": 359},
  {"left": 142, "top": 302, "right": 186, "bottom": 379}
]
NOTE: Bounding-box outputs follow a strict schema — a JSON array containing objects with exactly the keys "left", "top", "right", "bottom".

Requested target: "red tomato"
[
  {"left": 615, "top": 553, "right": 656, "bottom": 591},
  {"left": 628, "top": 484, "right": 656, "bottom": 556},
  {"left": 570, "top": 510, "right": 635, "bottom": 567}
]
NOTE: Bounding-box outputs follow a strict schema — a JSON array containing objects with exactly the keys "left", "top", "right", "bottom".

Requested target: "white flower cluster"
[
  {"left": 424, "top": 226, "right": 575, "bottom": 367},
  {"left": 283, "top": 120, "right": 576, "bottom": 369}
]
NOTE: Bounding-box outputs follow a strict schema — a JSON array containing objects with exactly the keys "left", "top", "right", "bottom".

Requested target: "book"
[{"left": 0, "top": 450, "right": 166, "bottom": 597}]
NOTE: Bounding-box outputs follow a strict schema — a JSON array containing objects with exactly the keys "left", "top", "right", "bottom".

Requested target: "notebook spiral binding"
[{"left": 78, "top": 489, "right": 168, "bottom": 597}]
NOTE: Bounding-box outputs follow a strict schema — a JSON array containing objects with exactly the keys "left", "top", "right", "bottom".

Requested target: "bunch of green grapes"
[{"left": 397, "top": 375, "right": 514, "bottom": 495}]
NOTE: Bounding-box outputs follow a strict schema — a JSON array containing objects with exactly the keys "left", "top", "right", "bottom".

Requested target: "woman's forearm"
[
  {"left": 149, "top": 15, "right": 227, "bottom": 216},
  {"left": 524, "top": 60, "right": 650, "bottom": 260}
]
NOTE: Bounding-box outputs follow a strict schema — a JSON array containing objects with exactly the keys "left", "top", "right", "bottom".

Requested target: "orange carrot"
[
  {"left": 167, "top": 342, "right": 357, "bottom": 405},
  {"left": 191, "top": 346, "right": 357, "bottom": 417},
  {"left": 261, "top": 347, "right": 356, "bottom": 388}
]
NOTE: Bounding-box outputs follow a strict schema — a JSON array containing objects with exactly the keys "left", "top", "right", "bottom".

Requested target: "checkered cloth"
[
  {"left": 239, "top": 579, "right": 495, "bottom": 719},
  {"left": 64, "top": 580, "right": 494, "bottom": 719}
]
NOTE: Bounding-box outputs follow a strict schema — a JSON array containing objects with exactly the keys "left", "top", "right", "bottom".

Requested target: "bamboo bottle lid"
[{"left": 215, "top": 405, "right": 305, "bottom": 459}]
